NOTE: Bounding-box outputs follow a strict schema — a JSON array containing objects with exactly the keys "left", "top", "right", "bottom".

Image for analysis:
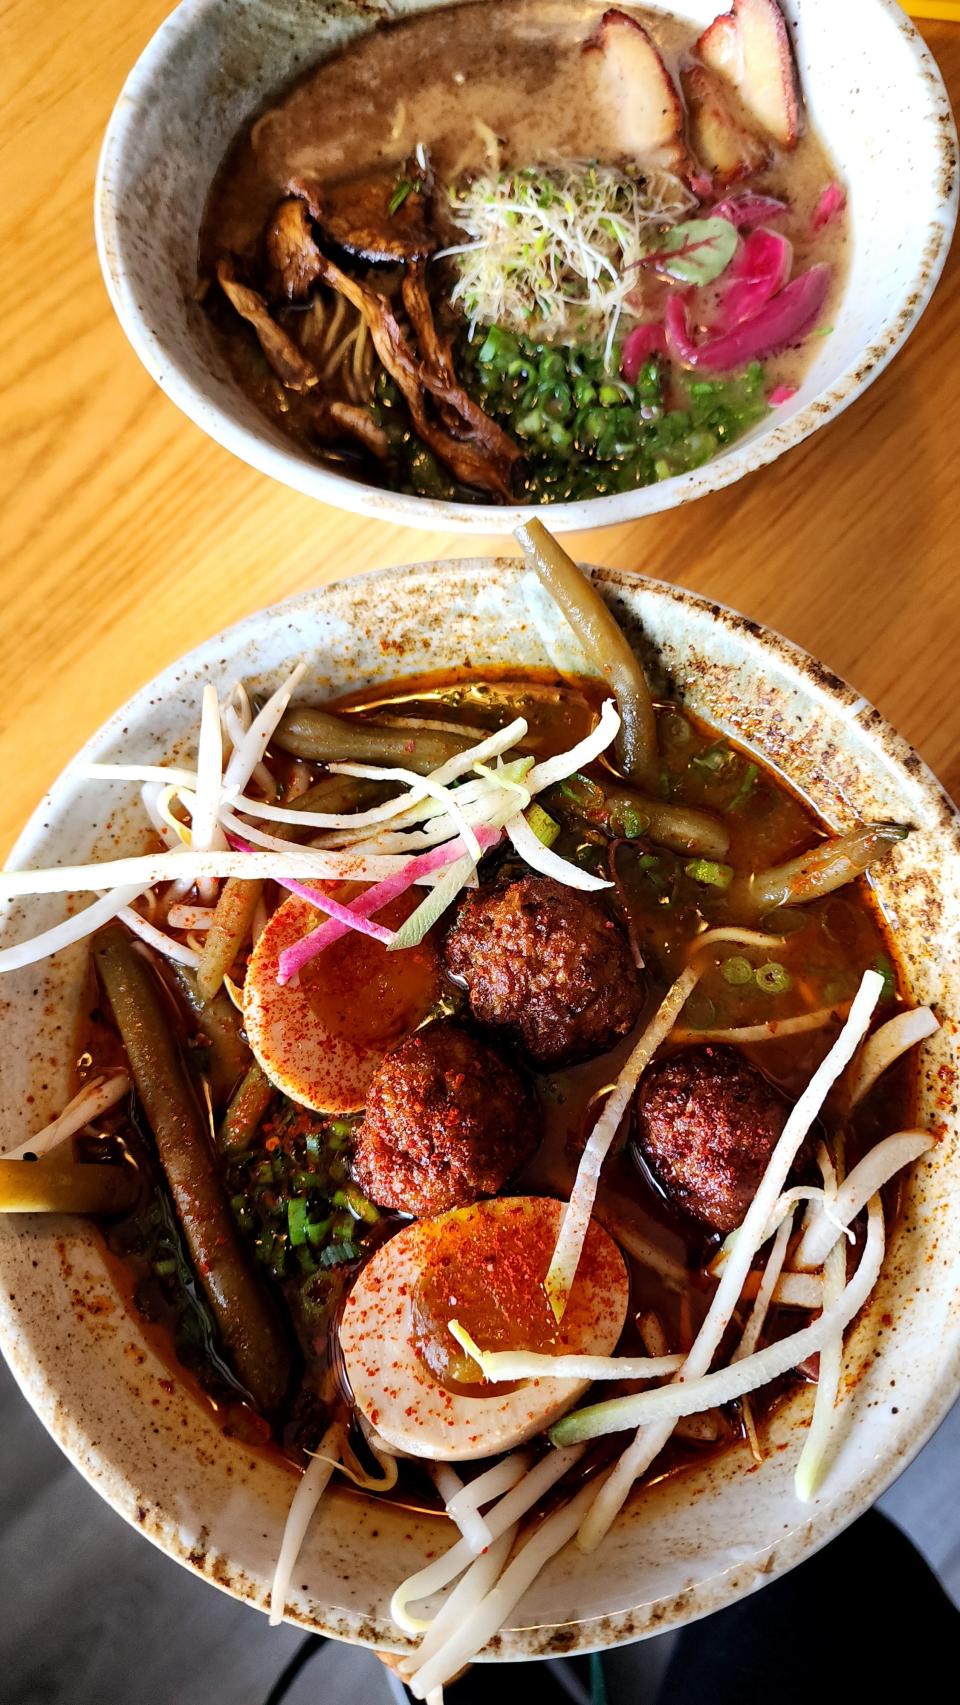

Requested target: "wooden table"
[{"left": 1, "top": 4, "right": 957, "bottom": 861}]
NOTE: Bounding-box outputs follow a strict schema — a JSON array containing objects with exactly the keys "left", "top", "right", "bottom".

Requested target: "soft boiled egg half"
[
  {"left": 243, "top": 886, "right": 442, "bottom": 1114},
  {"left": 339, "top": 1196, "right": 629, "bottom": 1460}
]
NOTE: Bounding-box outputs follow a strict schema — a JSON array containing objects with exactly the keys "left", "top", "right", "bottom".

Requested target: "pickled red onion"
[
  {"left": 621, "top": 321, "right": 667, "bottom": 381},
  {"left": 710, "top": 192, "right": 788, "bottom": 229},
  {"left": 713, "top": 228, "right": 793, "bottom": 333},
  {"left": 666, "top": 265, "right": 833, "bottom": 373},
  {"left": 813, "top": 183, "right": 847, "bottom": 232}
]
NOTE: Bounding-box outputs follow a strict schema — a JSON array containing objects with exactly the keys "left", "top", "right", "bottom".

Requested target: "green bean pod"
[
  {"left": 272, "top": 707, "right": 473, "bottom": 772},
  {"left": 270, "top": 775, "right": 388, "bottom": 842},
  {"left": 604, "top": 787, "right": 730, "bottom": 859},
  {"left": 739, "top": 823, "right": 912, "bottom": 913},
  {"left": 96, "top": 928, "right": 292, "bottom": 1414},
  {"left": 196, "top": 877, "right": 263, "bottom": 1003},
  {"left": 171, "top": 964, "right": 249, "bottom": 1105},
  {"left": 219, "top": 1060, "right": 275, "bottom": 1157},
  {"left": 515, "top": 519, "right": 659, "bottom": 790}
]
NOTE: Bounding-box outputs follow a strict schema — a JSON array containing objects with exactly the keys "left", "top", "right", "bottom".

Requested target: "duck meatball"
[
  {"left": 443, "top": 875, "right": 643, "bottom": 1068},
  {"left": 353, "top": 1021, "right": 536, "bottom": 1218},
  {"left": 636, "top": 1045, "right": 792, "bottom": 1235}
]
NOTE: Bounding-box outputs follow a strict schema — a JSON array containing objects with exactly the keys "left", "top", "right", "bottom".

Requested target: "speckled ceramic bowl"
[
  {"left": 1, "top": 561, "right": 958, "bottom": 1656},
  {"left": 95, "top": 0, "right": 957, "bottom": 533}
]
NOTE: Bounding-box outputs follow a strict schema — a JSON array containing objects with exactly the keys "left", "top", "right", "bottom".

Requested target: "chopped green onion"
[
  {"left": 684, "top": 859, "right": 734, "bottom": 890},
  {"left": 558, "top": 773, "right": 606, "bottom": 821},
  {"left": 320, "top": 1240, "right": 360, "bottom": 1268},
  {"left": 388, "top": 179, "right": 419, "bottom": 215},
  {"left": 727, "top": 763, "right": 759, "bottom": 812},
  {"left": 526, "top": 803, "right": 560, "bottom": 847},
  {"left": 873, "top": 954, "right": 896, "bottom": 1002},
  {"left": 721, "top": 955, "right": 754, "bottom": 987},
  {"left": 691, "top": 743, "right": 733, "bottom": 775},
  {"left": 755, "top": 961, "right": 793, "bottom": 994},
  {"left": 287, "top": 1197, "right": 309, "bottom": 1247},
  {"left": 609, "top": 799, "right": 651, "bottom": 840},
  {"left": 332, "top": 1184, "right": 379, "bottom": 1225}
]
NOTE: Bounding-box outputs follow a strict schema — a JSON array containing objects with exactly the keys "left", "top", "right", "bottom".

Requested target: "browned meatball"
[
  {"left": 443, "top": 875, "right": 643, "bottom": 1068},
  {"left": 353, "top": 1022, "right": 537, "bottom": 1217},
  {"left": 636, "top": 1045, "right": 792, "bottom": 1235}
]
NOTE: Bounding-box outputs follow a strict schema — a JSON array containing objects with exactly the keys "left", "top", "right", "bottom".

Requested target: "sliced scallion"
[
  {"left": 721, "top": 956, "right": 754, "bottom": 987},
  {"left": 526, "top": 803, "right": 560, "bottom": 848},
  {"left": 755, "top": 962, "right": 793, "bottom": 994},
  {"left": 685, "top": 858, "right": 734, "bottom": 890}
]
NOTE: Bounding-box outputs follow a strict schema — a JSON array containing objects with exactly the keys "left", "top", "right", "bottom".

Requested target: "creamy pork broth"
[{"left": 201, "top": 0, "right": 851, "bottom": 504}]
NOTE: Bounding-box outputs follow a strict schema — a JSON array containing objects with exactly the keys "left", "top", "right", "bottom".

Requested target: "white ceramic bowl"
[
  {"left": 95, "top": 0, "right": 958, "bottom": 534},
  {"left": 1, "top": 560, "right": 959, "bottom": 1656}
]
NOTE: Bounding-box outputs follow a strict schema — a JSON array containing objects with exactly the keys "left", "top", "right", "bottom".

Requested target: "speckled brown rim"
[
  {"left": 94, "top": 0, "right": 959, "bottom": 533},
  {"left": 1, "top": 559, "right": 958, "bottom": 1658}
]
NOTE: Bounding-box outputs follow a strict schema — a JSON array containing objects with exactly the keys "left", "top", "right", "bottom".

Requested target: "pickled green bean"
[
  {"left": 196, "top": 877, "right": 263, "bottom": 1003},
  {"left": 270, "top": 775, "right": 387, "bottom": 843},
  {"left": 96, "top": 928, "right": 292, "bottom": 1413},
  {"left": 515, "top": 520, "right": 658, "bottom": 789},
  {"left": 272, "top": 707, "right": 474, "bottom": 772},
  {"left": 604, "top": 787, "right": 730, "bottom": 859},
  {"left": 0, "top": 1157, "right": 138, "bottom": 1215},
  {"left": 220, "top": 1060, "right": 275, "bottom": 1157},
  {"left": 170, "top": 965, "right": 250, "bottom": 1107},
  {"left": 739, "top": 823, "right": 911, "bottom": 913}
]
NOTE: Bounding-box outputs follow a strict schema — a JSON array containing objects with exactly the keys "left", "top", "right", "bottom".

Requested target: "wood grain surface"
[{"left": 1, "top": 3, "right": 957, "bottom": 862}]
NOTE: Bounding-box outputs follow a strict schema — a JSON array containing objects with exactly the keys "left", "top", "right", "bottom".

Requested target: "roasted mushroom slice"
[
  {"left": 315, "top": 399, "right": 390, "bottom": 461},
  {"left": 314, "top": 250, "right": 521, "bottom": 500},
  {"left": 288, "top": 162, "right": 434, "bottom": 264},
  {"left": 264, "top": 198, "right": 324, "bottom": 302},
  {"left": 216, "top": 258, "right": 318, "bottom": 392}
]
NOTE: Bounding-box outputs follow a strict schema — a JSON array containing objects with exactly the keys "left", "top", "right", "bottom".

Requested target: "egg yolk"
[{"left": 410, "top": 1199, "right": 621, "bottom": 1394}]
